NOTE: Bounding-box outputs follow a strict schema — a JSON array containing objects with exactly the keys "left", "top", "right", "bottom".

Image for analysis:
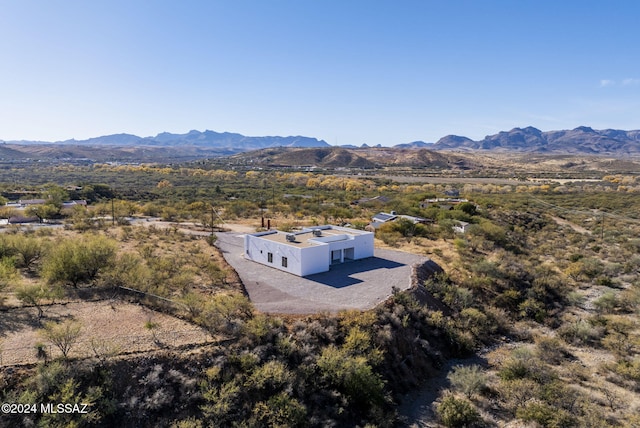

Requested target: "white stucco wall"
[
  {"left": 245, "top": 232, "right": 305, "bottom": 276},
  {"left": 299, "top": 244, "right": 330, "bottom": 276}
]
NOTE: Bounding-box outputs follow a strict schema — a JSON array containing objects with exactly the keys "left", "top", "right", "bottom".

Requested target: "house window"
[
  {"left": 267, "top": 252, "right": 273, "bottom": 263},
  {"left": 281, "top": 256, "right": 288, "bottom": 268}
]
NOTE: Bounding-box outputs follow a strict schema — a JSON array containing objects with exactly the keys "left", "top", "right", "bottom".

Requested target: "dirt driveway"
[{"left": 215, "top": 232, "right": 430, "bottom": 314}]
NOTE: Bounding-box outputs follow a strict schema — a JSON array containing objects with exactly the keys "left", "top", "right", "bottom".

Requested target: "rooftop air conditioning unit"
[
  {"left": 312, "top": 229, "right": 322, "bottom": 237},
  {"left": 286, "top": 234, "right": 296, "bottom": 242}
]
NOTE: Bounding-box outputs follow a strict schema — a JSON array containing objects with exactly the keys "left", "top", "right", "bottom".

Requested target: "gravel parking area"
[{"left": 215, "top": 232, "right": 430, "bottom": 314}]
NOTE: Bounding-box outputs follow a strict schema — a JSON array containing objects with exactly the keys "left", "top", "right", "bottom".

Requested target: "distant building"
[
  {"left": 368, "top": 211, "right": 431, "bottom": 230},
  {"left": 13, "top": 199, "right": 46, "bottom": 208},
  {"left": 62, "top": 200, "right": 88, "bottom": 208},
  {"left": 369, "top": 211, "right": 398, "bottom": 229},
  {"left": 397, "top": 214, "right": 431, "bottom": 225},
  {"left": 453, "top": 221, "right": 471, "bottom": 234},
  {"left": 244, "top": 225, "right": 374, "bottom": 277},
  {"left": 8, "top": 215, "right": 40, "bottom": 224},
  {"left": 372, "top": 211, "right": 397, "bottom": 222}
]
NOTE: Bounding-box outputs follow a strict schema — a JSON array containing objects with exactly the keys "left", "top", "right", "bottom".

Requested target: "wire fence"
[{"left": 0, "top": 328, "right": 215, "bottom": 367}]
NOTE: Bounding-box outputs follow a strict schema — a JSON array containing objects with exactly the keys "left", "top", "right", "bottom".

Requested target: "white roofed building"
[{"left": 244, "top": 225, "right": 374, "bottom": 276}]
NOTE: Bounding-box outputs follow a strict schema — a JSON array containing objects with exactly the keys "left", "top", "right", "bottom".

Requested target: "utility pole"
[
  {"left": 111, "top": 197, "right": 115, "bottom": 226},
  {"left": 211, "top": 205, "right": 215, "bottom": 236}
]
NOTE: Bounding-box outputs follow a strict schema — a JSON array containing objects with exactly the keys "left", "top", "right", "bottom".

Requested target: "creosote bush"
[
  {"left": 435, "top": 393, "right": 481, "bottom": 427},
  {"left": 447, "top": 365, "right": 487, "bottom": 399}
]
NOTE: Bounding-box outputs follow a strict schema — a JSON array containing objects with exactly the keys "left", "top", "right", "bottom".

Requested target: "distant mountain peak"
[
  {"left": 573, "top": 126, "right": 595, "bottom": 133},
  {"left": 432, "top": 126, "right": 640, "bottom": 155},
  {"left": 393, "top": 140, "right": 432, "bottom": 149}
]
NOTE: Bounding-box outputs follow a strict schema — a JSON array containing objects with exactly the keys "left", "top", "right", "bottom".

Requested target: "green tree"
[
  {"left": 26, "top": 203, "right": 60, "bottom": 222},
  {"left": 41, "top": 235, "right": 117, "bottom": 287},
  {"left": 39, "top": 319, "right": 82, "bottom": 360},
  {"left": 16, "top": 283, "right": 63, "bottom": 319},
  {"left": 11, "top": 235, "right": 45, "bottom": 270},
  {"left": 457, "top": 202, "right": 477, "bottom": 216}
]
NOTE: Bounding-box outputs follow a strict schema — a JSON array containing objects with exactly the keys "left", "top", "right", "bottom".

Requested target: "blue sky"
[{"left": 1, "top": 1, "right": 639, "bottom": 146}]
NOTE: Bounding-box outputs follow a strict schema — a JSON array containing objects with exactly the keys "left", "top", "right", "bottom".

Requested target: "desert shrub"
[
  {"left": 557, "top": 319, "right": 605, "bottom": 346},
  {"left": 469, "top": 220, "right": 508, "bottom": 248},
  {"left": 424, "top": 276, "right": 474, "bottom": 311},
  {"left": 242, "top": 314, "right": 282, "bottom": 344},
  {"left": 493, "top": 289, "right": 522, "bottom": 312},
  {"left": 566, "top": 291, "right": 586, "bottom": 307},
  {"left": 316, "top": 345, "right": 385, "bottom": 409},
  {"left": 197, "top": 292, "right": 253, "bottom": 336},
  {"left": 246, "top": 361, "right": 294, "bottom": 394},
  {"left": 201, "top": 378, "right": 243, "bottom": 425},
  {"left": 251, "top": 392, "right": 307, "bottom": 428},
  {"left": 580, "top": 258, "right": 605, "bottom": 279},
  {"left": 498, "top": 347, "right": 554, "bottom": 384},
  {"left": 160, "top": 206, "right": 179, "bottom": 221},
  {"left": 610, "top": 357, "right": 640, "bottom": 383},
  {"left": 16, "top": 283, "right": 64, "bottom": 319},
  {"left": 518, "top": 297, "right": 547, "bottom": 323},
  {"left": 10, "top": 235, "right": 45, "bottom": 270},
  {"left": 447, "top": 365, "right": 487, "bottom": 399},
  {"left": 381, "top": 218, "right": 430, "bottom": 241},
  {"left": 98, "top": 253, "right": 151, "bottom": 290},
  {"left": 435, "top": 393, "right": 480, "bottom": 427},
  {"left": 498, "top": 378, "right": 541, "bottom": 413},
  {"left": 377, "top": 230, "right": 401, "bottom": 247},
  {"left": 39, "top": 319, "right": 82, "bottom": 360},
  {"left": 0, "top": 257, "right": 18, "bottom": 288},
  {"left": 568, "top": 253, "right": 584, "bottom": 263},
  {"left": 593, "top": 291, "right": 619, "bottom": 314},
  {"left": 498, "top": 354, "right": 530, "bottom": 381},
  {"left": 10, "top": 362, "right": 112, "bottom": 427},
  {"left": 516, "top": 401, "right": 574, "bottom": 427},
  {"left": 170, "top": 417, "right": 203, "bottom": 428},
  {"left": 457, "top": 202, "right": 477, "bottom": 216},
  {"left": 457, "top": 308, "right": 492, "bottom": 341},
  {"left": 535, "top": 336, "right": 568, "bottom": 365},
  {"left": 41, "top": 234, "right": 117, "bottom": 287}
]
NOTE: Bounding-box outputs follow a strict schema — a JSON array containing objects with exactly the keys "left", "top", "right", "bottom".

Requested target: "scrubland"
[{"left": 0, "top": 160, "right": 639, "bottom": 427}]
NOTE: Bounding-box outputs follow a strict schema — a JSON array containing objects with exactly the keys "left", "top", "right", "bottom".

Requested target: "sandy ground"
[
  {"left": 0, "top": 300, "right": 213, "bottom": 366},
  {"left": 549, "top": 215, "right": 592, "bottom": 234}
]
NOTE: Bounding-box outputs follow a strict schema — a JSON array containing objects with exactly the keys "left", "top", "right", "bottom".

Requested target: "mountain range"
[
  {"left": 2, "top": 130, "right": 330, "bottom": 152},
  {"left": 2, "top": 126, "right": 640, "bottom": 162},
  {"left": 433, "top": 126, "right": 640, "bottom": 155}
]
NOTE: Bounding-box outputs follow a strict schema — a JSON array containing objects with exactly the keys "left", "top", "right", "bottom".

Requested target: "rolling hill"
[{"left": 227, "top": 147, "right": 471, "bottom": 169}]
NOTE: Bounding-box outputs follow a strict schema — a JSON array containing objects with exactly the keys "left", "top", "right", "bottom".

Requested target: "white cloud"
[
  {"left": 600, "top": 79, "right": 615, "bottom": 87},
  {"left": 622, "top": 78, "right": 640, "bottom": 86}
]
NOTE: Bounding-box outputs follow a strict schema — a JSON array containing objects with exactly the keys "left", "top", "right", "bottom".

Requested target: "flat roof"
[{"left": 250, "top": 226, "right": 368, "bottom": 248}]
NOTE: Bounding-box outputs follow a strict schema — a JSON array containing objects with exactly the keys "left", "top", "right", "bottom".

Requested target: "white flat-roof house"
[{"left": 244, "top": 225, "right": 374, "bottom": 277}]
